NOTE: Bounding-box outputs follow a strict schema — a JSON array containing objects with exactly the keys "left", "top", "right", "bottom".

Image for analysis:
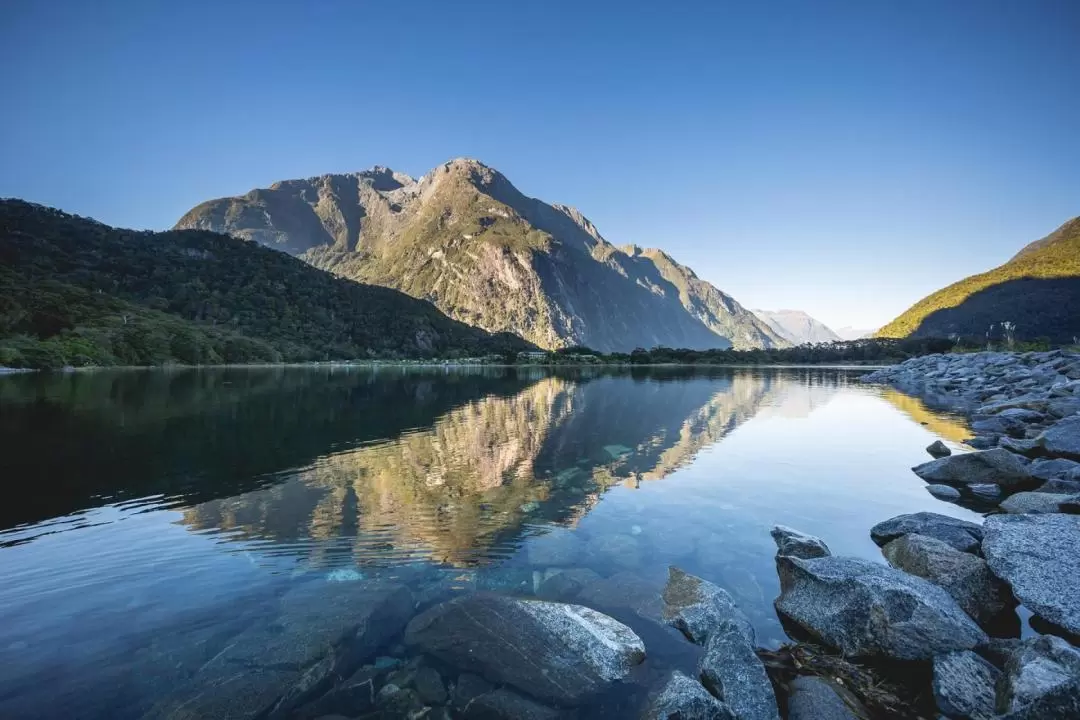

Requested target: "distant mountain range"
[
  {"left": 751, "top": 309, "right": 841, "bottom": 345},
  {"left": 0, "top": 199, "right": 530, "bottom": 368},
  {"left": 833, "top": 326, "right": 875, "bottom": 341},
  {"left": 176, "top": 158, "right": 787, "bottom": 352},
  {"left": 877, "top": 216, "right": 1080, "bottom": 343}
]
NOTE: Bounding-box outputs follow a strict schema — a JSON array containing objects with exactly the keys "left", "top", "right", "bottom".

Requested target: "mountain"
[
  {"left": 750, "top": 309, "right": 842, "bottom": 345},
  {"left": 834, "top": 326, "right": 875, "bottom": 341},
  {"left": 0, "top": 199, "right": 531, "bottom": 368},
  {"left": 175, "top": 158, "right": 787, "bottom": 352},
  {"left": 877, "top": 217, "right": 1080, "bottom": 343}
]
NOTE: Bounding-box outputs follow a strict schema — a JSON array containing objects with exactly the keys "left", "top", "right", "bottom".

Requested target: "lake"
[{"left": 0, "top": 366, "right": 980, "bottom": 719}]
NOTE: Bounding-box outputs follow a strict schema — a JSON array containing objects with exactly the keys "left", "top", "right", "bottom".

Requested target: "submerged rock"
[
  {"left": 774, "top": 555, "right": 987, "bottom": 660},
  {"left": 586, "top": 533, "right": 643, "bottom": 570},
  {"left": 643, "top": 671, "right": 735, "bottom": 720},
  {"left": 461, "top": 687, "right": 563, "bottom": 720},
  {"left": 697, "top": 625, "right": 779, "bottom": 720},
  {"left": 404, "top": 594, "right": 645, "bottom": 706},
  {"left": 526, "top": 528, "right": 584, "bottom": 566},
  {"left": 881, "top": 533, "right": 1012, "bottom": 627},
  {"left": 932, "top": 650, "right": 999, "bottom": 720},
  {"left": 770, "top": 525, "right": 831, "bottom": 560},
  {"left": 927, "top": 440, "right": 952, "bottom": 458},
  {"left": 536, "top": 568, "right": 602, "bottom": 602},
  {"left": 926, "top": 484, "right": 962, "bottom": 501},
  {"left": 786, "top": 676, "right": 867, "bottom": 720},
  {"left": 997, "top": 635, "right": 1080, "bottom": 719},
  {"left": 576, "top": 571, "right": 663, "bottom": 621},
  {"left": 662, "top": 566, "right": 754, "bottom": 645},
  {"left": 912, "top": 448, "right": 1034, "bottom": 489},
  {"left": 982, "top": 513, "right": 1080, "bottom": 635},
  {"left": 869, "top": 512, "right": 983, "bottom": 554}
]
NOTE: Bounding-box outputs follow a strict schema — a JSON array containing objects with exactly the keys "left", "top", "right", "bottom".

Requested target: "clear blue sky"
[{"left": 2, "top": 0, "right": 1077, "bottom": 329}]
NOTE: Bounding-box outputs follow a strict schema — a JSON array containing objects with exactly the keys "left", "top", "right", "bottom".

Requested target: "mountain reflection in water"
[{"left": 0, "top": 366, "right": 983, "bottom": 720}]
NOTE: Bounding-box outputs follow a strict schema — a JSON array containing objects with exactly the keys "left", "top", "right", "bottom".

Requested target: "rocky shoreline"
[{"left": 141, "top": 351, "right": 1080, "bottom": 720}]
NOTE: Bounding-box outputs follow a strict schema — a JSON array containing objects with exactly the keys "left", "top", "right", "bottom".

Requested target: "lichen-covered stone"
[{"left": 661, "top": 566, "right": 754, "bottom": 645}]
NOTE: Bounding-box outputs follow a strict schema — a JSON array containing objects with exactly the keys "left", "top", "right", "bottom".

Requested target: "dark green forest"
[{"left": 0, "top": 200, "right": 531, "bottom": 368}]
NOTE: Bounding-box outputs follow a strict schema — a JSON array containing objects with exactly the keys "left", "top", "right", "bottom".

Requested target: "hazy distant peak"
[{"left": 751, "top": 309, "right": 842, "bottom": 345}]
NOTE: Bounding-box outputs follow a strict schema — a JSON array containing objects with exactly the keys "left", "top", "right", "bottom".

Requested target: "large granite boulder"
[
  {"left": 982, "top": 513, "right": 1080, "bottom": 635},
  {"left": 996, "top": 635, "right": 1080, "bottom": 719},
  {"left": 697, "top": 624, "right": 779, "bottom": 720},
  {"left": 1035, "top": 416, "right": 1080, "bottom": 459},
  {"left": 1029, "top": 458, "right": 1080, "bottom": 482},
  {"left": 881, "top": 533, "right": 1012, "bottom": 627},
  {"left": 404, "top": 594, "right": 645, "bottom": 706},
  {"left": 643, "top": 671, "right": 735, "bottom": 720},
  {"left": 932, "top": 651, "right": 999, "bottom": 720},
  {"left": 661, "top": 567, "right": 754, "bottom": 645},
  {"left": 912, "top": 449, "right": 1035, "bottom": 489},
  {"left": 774, "top": 555, "right": 987, "bottom": 660},
  {"left": 145, "top": 580, "right": 413, "bottom": 720},
  {"left": 869, "top": 512, "right": 983, "bottom": 554},
  {"left": 786, "top": 676, "right": 867, "bottom": 720},
  {"left": 1000, "top": 491, "right": 1076, "bottom": 514},
  {"left": 770, "top": 525, "right": 831, "bottom": 560}
]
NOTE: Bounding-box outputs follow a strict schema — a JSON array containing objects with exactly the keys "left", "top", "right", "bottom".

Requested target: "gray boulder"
[
  {"left": 1035, "top": 416, "right": 1080, "bottom": 459},
  {"left": 869, "top": 512, "right": 983, "bottom": 554},
  {"left": 643, "top": 671, "right": 735, "bottom": 720},
  {"left": 881, "top": 534, "right": 1012, "bottom": 627},
  {"left": 982, "top": 513, "right": 1080, "bottom": 635},
  {"left": 404, "top": 594, "right": 645, "bottom": 706},
  {"left": 1000, "top": 491, "right": 1074, "bottom": 514},
  {"left": 1000, "top": 437, "right": 1042, "bottom": 456},
  {"left": 927, "top": 440, "right": 952, "bottom": 458},
  {"left": 1037, "top": 478, "right": 1080, "bottom": 494},
  {"left": 1029, "top": 458, "right": 1080, "bottom": 482},
  {"left": 661, "top": 566, "right": 754, "bottom": 645},
  {"left": 774, "top": 555, "right": 987, "bottom": 660},
  {"left": 927, "top": 484, "right": 962, "bottom": 501},
  {"left": 932, "top": 651, "right": 999, "bottom": 720},
  {"left": 770, "top": 525, "right": 831, "bottom": 560},
  {"left": 912, "top": 449, "right": 1035, "bottom": 489},
  {"left": 996, "top": 635, "right": 1080, "bottom": 719},
  {"left": 969, "top": 484, "right": 1004, "bottom": 502},
  {"left": 697, "top": 625, "right": 779, "bottom": 720},
  {"left": 786, "top": 676, "right": 866, "bottom": 720}
]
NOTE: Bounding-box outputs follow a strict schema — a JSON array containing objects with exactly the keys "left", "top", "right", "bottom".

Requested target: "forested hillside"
[
  {"left": 0, "top": 200, "right": 531, "bottom": 368},
  {"left": 877, "top": 216, "right": 1080, "bottom": 343}
]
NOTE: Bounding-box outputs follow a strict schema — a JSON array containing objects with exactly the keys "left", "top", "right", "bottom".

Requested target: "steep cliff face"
[{"left": 176, "top": 159, "right": 786, "bottom": 352}]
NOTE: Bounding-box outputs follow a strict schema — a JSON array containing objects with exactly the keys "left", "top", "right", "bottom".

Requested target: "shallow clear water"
[{"left": 0, "top": 366, "right": 979, "bottom": 718}]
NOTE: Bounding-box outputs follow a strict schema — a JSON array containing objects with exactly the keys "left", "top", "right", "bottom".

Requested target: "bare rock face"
[
  {"left": 175, "top": 159, "right": 786, "bottom": 353},
  {"left": 774, "top": 555, "right": 987, "bottom": 660},
  {"left": 404, "top": 594, "right": 645, "bottom": 706},
  {"left": 881, "top": 533, "right": 1013, "bottom": 628},
  {"left": 982, "top": 513, "right": 1080, "bottom": 635}
]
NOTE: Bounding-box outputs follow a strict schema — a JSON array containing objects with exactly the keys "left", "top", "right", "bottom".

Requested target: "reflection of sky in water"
[{"left": 0, "top": 367, "right": 979, "bottom": 718}]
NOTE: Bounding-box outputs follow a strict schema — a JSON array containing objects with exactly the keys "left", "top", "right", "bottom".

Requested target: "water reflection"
[{"left": 0, "top": 366, "right": 984, "bottom": 720}]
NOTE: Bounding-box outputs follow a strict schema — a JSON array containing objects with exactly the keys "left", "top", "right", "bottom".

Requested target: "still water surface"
[{"left": 0, "top": 366, "right": 979, "bottom": 718}]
